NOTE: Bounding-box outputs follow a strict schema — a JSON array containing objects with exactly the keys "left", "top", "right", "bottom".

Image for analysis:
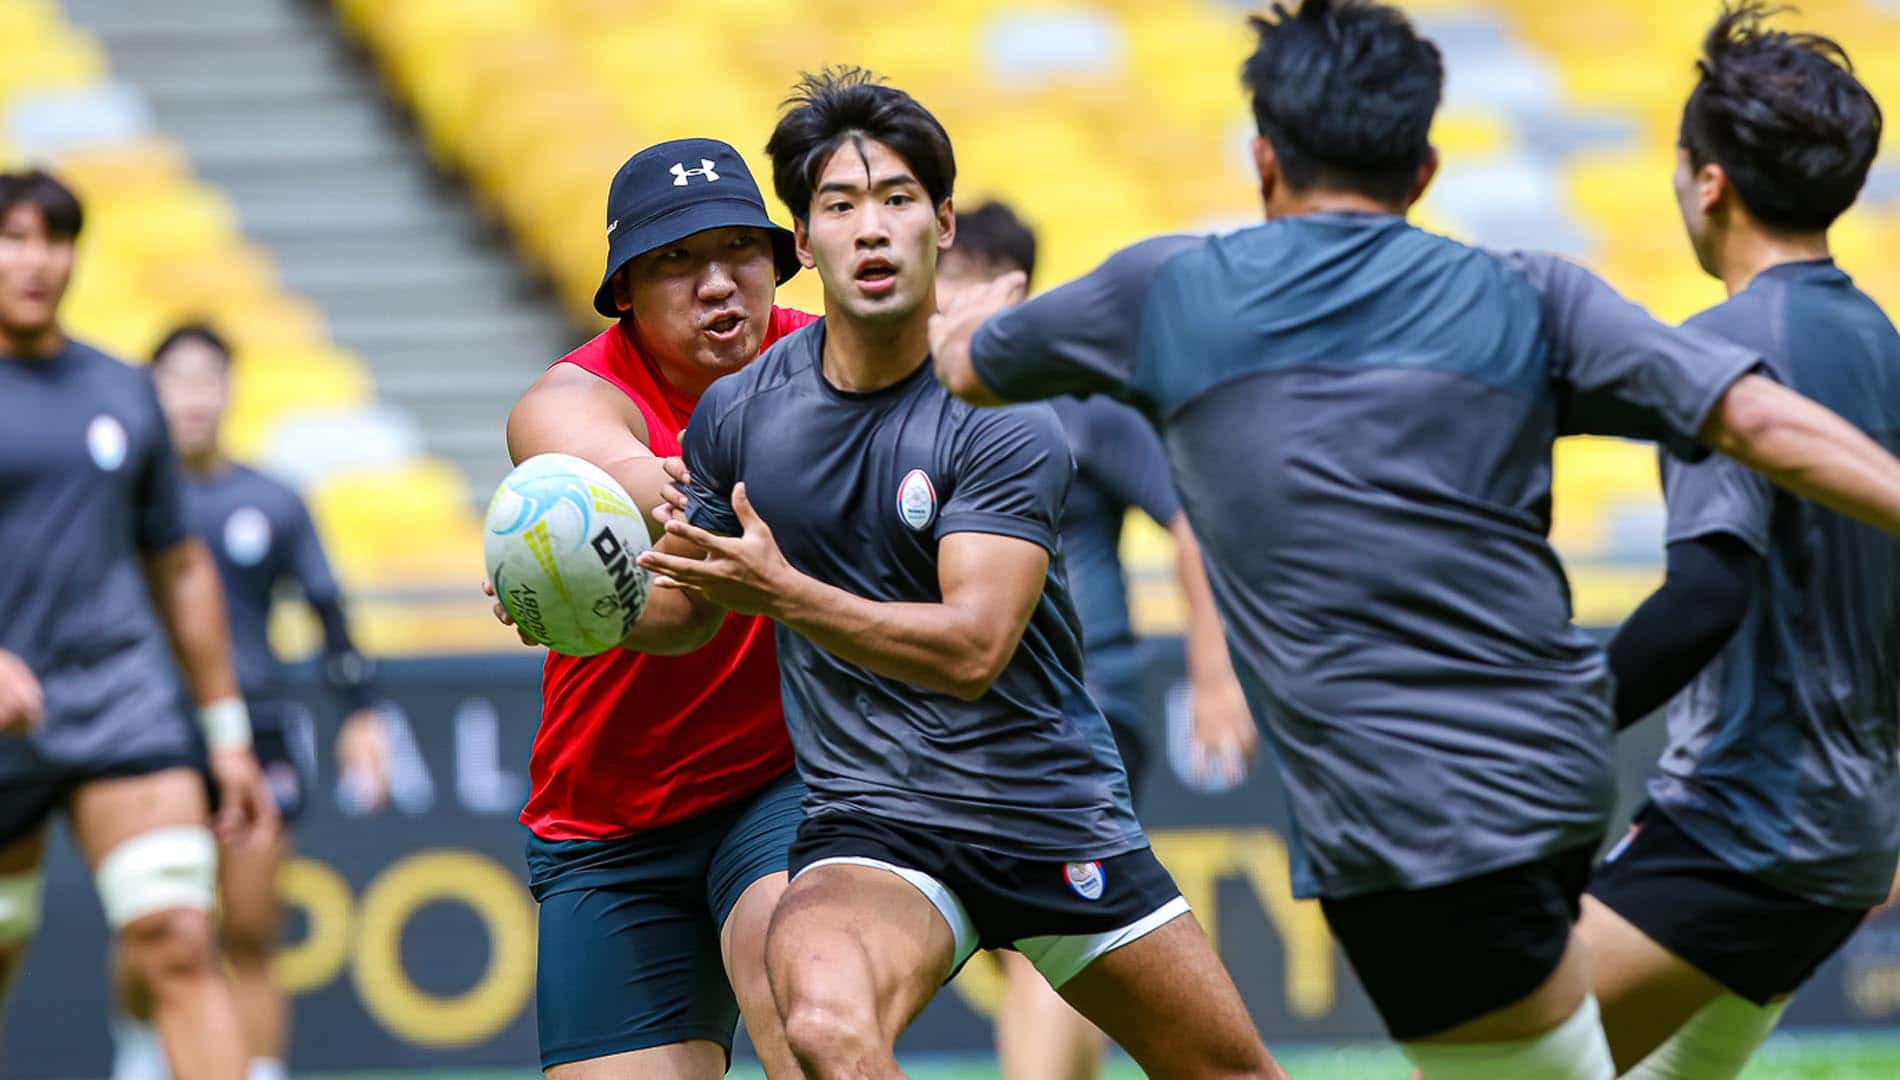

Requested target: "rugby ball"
[{"left": 484, "top": 453, "right": 652, "bottom": 657}]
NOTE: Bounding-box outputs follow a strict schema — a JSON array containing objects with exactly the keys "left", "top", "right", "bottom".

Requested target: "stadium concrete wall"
[{"left": 6, "top": 651, "right": 1899, "bottom": 1073}]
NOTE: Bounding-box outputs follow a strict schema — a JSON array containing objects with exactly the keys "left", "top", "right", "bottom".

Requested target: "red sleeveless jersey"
[{"left": 520, "top": 307, "right": 815, "bottom": 840}]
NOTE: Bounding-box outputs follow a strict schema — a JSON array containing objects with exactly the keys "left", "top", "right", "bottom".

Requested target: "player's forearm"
[
  {"left": 933, "top": 330, "right": 1006, "bottom": 407},
  {"left": 769, "top": 572, "right": 1012, "bottom": 700},
  {"left": 1172, "top": 516, "right": 1236, "bottom": 686},
  {"left": 312, "top": 597, "right": 376, "bottom": 712},
  {"left": 619, "top": 587, "right": 725, "bottom": 656},
  {"left": 1706, "top": 374, "right": 1900, "bottom": 534},
  {"left": 146, "top": 540, "right": 240, "bottom": 705}
]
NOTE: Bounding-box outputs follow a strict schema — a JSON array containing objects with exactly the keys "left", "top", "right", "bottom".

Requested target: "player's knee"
[
  {"left": 219, "top": 905, "right": 276, "bottom": 967},
  {"left": 0, "top": 870, "right": 44, "bottom": 950},
  {"left": 780, "top": 993, "right": 879, "bottom": 1069},
  {"left": 120, "top": 907, "right": 219, "bottom": 991}
]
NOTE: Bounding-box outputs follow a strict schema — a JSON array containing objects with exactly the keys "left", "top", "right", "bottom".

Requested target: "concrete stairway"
[{"left": 61, "top": 0, "right": 580, "bottom": 498}]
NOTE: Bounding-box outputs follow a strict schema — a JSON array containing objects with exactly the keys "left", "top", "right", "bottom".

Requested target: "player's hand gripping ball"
[{"left": 484, "top": 453, "right": 652, "bottom": 656}]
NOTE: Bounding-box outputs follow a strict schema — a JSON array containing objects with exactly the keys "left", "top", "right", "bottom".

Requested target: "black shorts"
[
  {"left": 1320, "top": 843, "right": 1596, "bottom": 1041},
  {"left": 1588, "top": 804, "right": 1869, "bottom": 1004},
  {"left": 788, "top": 811, "right": 1186, "bottom": 987},
  {"left": 251, "top": 723, "right": 307, "bottom": 826}
]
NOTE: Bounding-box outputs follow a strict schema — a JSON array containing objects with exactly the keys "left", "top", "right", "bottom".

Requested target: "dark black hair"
[
  {"left": 765, "top": 66, "right": 956, "bottom": 222},
  {"left": 150, "top": 322, "right": 232, "bottom": 368},
  {"left": 1241, "top": 0, "right": 1444, "bottom": 204},
  {"left": 1680, "top": 2, "right": 1882, "bottom": 231},
  {"left": 0, "top": 168, "right": 83, "bottom": 240},
  {"left": 948, "top": 201, "right": 1037, "bottom": 286}
]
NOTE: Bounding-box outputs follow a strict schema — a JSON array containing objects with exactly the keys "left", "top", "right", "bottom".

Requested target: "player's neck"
[
  {"left": 1266, "top": 188, "right": 1406, "bottom": 220},
  {"left": 821, "top": 306, "right": 932, "bottom": 393},
  {"left": 1713, "top": 225, "right": 1831, "bottom": 297},
  {"left": 0, "top": 322, "right": 65, "bottom": 361},
  {"left": 180, "top": 447, "right": 226, "bottom": 476}
]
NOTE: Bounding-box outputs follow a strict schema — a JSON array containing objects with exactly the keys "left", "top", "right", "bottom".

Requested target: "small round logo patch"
[
  {"left": 1063, "top": 860, "right": 1105, "bottom": 901},
  {"left": 223, "top": 507, "right": 272, "bottom": 566},
  {"left": 86, "top": 415, "right": 128, "bottom": 472},
  {"left": 896, "top": 468, "right": 937, "bottom": 532}
]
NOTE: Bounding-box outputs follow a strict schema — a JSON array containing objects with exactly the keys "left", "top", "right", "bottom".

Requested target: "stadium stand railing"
[{"left": 2, "top": 0, "right": 512, "bottom": 655}]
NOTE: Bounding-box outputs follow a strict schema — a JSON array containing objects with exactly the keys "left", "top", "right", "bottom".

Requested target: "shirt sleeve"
[
  {"left": 285, "top": 492, "right": 377, "bottom": 710},
  {"left": 1079, "top": 399, "right": 1181, "bottom": 524},
  {"left": 134, "top": 385, "right": 190, "bottom": 552},
  {"left": 969, "top": 234, "right": 1203, "bottom": 409},
  {"left": 682, "top": 391, "right": 741, "bottom": 538},
  {"left": 1660, "top": 450, "right": 1774, "bottom": 556},
  {"left": 1506, "top": 252, "right": 1763, "bottom": 461},
  {"left": 935, "top": 404, "right": 1072, "bottom": 554}
]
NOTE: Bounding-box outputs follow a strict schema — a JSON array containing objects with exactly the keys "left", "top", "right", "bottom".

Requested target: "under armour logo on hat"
[{"left": 671, "top": 159, "right": 720, "bottom": 186}]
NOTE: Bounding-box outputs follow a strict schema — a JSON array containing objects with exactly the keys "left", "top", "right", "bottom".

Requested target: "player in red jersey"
[{"left": 489, "top": 138, "right": 812, "bottom": 1079}]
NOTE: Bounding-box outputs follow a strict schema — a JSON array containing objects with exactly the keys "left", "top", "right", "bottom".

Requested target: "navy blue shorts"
[
  {"left": 248, "top": 700, "right": 307, "bottom": 826},
  {"left": 526, "top": 768, "right": 805, "bottom": 1069}
]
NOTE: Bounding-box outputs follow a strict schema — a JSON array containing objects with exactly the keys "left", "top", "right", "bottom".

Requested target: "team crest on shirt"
[
  {"left": 897, "top": 468, "right": 936, "bottom": 531},
  {"left": 86, "top": 415, "right": 128, "bottom": 472},
  {"left": 1064, "top": 860, "right": 1105, "bottom": 901},
  {"left": 223, "top": 507, "right": 272, "bottom": 566}
]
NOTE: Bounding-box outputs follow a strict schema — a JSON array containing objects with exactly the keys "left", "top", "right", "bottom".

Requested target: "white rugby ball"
[{"left": 484, "top": 453, "right": 652, "bottom": 657}]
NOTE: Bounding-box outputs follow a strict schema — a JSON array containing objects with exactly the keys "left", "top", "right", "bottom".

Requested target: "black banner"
[{"left": 5, "top": 649, "right": 1897, "bottom": 1074}]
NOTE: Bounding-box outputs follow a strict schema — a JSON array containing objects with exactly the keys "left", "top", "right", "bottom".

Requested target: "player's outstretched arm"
[
  {"left": 504, "top": 368, "right": 725, "bottom": 654},
  {"left": 1702, "top": 373, "right": 1900, "bottom": 534},
  {"left": 641, "top": 484, "right": 1047, "bottom": 700},
  {"left": 1172, "top": 515, "right": 1257, "bottom": 781}
]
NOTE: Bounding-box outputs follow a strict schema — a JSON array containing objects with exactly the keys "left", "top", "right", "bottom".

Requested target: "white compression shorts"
[
  {"left": 1400, "top": 994, "right": 1616, "bottom": 1080},
  {"left": 94, "top": 825, "right": 218, "bottom": 928}
]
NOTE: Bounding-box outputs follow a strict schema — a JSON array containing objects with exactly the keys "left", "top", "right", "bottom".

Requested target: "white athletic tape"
[
  {"left": 1017, "top": 894, "right": 1192, "bottom": 989},
  {"left": 198, "top": 697, "right": 252, "bottom": 751},
  {"left": 94, "top": 825, "right": 217, "bottom": 928},
  {"left": 796, "top": 856, "right": 979, "bottom": 978},
  {"left": 1622, "top": 994, "right": 1789, "bottom": 1080},
  {"left": 1401, "top": 994, "right": 1615, "bottom": 1080},
  {"left": 0, "top": 871, "right": 43, "bottom": 945}
]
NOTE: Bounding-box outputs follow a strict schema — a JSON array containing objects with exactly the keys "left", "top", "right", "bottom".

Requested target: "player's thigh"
[
  {"left": 1578, "top": 894, "right": 1724, "bottom": 1066},
  {"left": 545, "top": 1041, "right": 725, "bottom": 1080},
  {"left": 218, "top": 826, "right": 291, "bottom": 952},
  {"left": 766, "top": 862, "right": 959, "bottom": 1040},
  {"left": 68, "top": 766, "right": 211, "bottom": 866},
  {"left": 709, "top": 770, "right": 803, "bottom": 986},
  {"left": 535, "top": 881, "right": 737, "bottom": 1072},
  {"left": 1056, "top": 909, "right": 1275, "bottom": 1079}
]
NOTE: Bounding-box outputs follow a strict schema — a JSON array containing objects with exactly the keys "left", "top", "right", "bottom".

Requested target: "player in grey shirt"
[
  {"left": 632, "top": 70, "right": 1285, "bottom": 1079},
  {"left": 1583, "top": 7, "right": 1898, "bottom": 1075},
  {"left": 931, "top": 3, "right": 1900, "bottom": 1077},
  {"left": 0, "top": 169, "right": 273, "bottom": 1080},
  {"left": 109, "top": 324, "right": 391, "bottom": 1080}
]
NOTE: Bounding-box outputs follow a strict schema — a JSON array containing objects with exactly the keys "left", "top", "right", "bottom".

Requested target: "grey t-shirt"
[
  {"left": 0, "top": 340, "right": 194, "bottom": 768},
  {"left": 184, "top": 463, "right": 372, "bottom": 721},
  {"left": 683, "top": 320, "right": 1144, "bottom": 861},
  {"left": 1049, "top": 395, "right": 1181, "bottom": 657},
  {"left": 971, "top": 214, "right": 1761, "bottom": 898},
  {"left": 1649, "top": 259, "right": 1900, "bottom": 909}
]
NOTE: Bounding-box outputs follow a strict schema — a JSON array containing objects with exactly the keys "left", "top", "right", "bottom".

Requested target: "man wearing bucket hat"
[{"left": 491, "top": 137, "right": 813, "bottom": 1079}]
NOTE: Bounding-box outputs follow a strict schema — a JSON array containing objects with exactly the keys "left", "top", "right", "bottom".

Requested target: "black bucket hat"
[{"left": 592, "top": 137, "right": 801, "bottom": 317}]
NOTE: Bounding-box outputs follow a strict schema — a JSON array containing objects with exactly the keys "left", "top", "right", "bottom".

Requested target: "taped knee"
[
  {"left": 1402, "top": 995, "right": 1615, "bottom": 1080},
  {"left": 1623, "top": 995, "right": 1788, "bottom": 1080},
  {"left": 0, "top": 871, "right": 43, "bottom": 946},
  {"left": 94, "top": 826, "right": 217, "bottom": 929}
]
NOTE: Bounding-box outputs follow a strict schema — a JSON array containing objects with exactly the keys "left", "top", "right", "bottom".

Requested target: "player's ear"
[
  {"left": 610, "top": 267, "right": 636, "bottom": 315},
  {"left": 936, "top": 196, "right": 955, "bottom": 252},
  {"left": 1404, "top": 147, "right": 1440, "bottom": 211},
  {"left": 1250, "top": 134, "right": 1280, "bottom": 211},
  {"left": 1698, "top": 160, "right": 1731, "bottom": 219},
  {"left": 792, "top": 217, "right": 817, "bottom": 270}
]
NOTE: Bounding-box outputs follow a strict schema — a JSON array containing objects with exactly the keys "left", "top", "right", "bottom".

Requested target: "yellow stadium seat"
[
  {"left": 0, "top": 26, "right": 105, "bottom": 106},
  {"left": 51, "top": 138, "right": 191, "bottom": 196}
]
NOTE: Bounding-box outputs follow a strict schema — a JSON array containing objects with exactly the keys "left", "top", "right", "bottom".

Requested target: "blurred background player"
[
  {"left": 0, "top": 168, "right": 275, "bottom": 1079},
  {"left": 939, "top": 200, "right": 1256, "bottom": 1080},
  {"left": 639, "top": 68, "right": 1284, "bottom": 1080},
  {"left": 107, "top": 323, "right": 394, "bottom": 1080},
  {"left": 932, "top": 1, "right": 1900, "bottom": 1076},
  {"left": 494, "top": 138, "right": 812, "bottom": 1079},
  {"left": 1584, "top": 5, "right": 1898, "bottom": 1075}
]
